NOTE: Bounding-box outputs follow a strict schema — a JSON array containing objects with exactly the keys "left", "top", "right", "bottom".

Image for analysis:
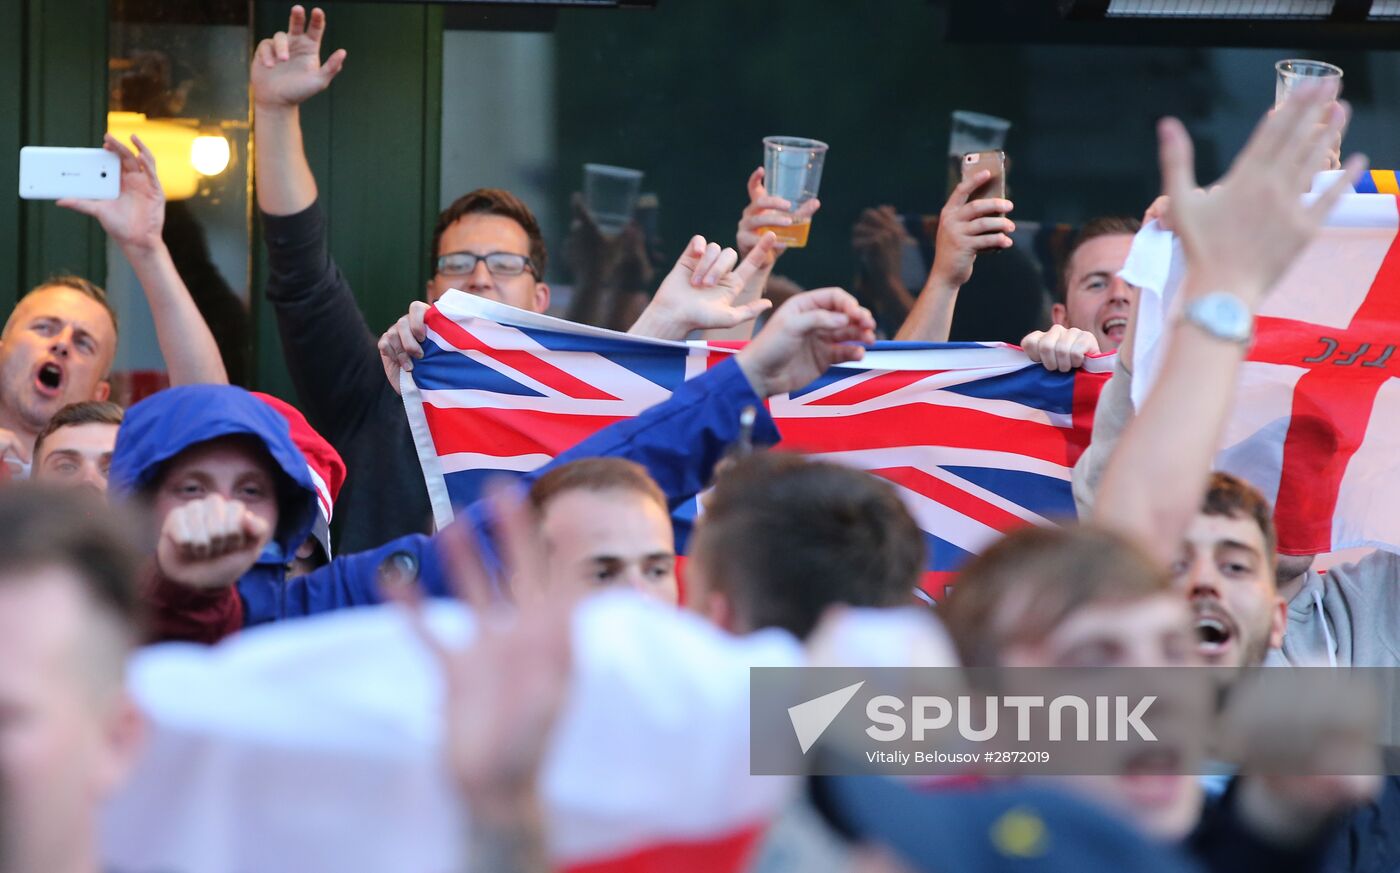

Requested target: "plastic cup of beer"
[
  {"left": 583, "top": 163, "right": 644, "bottom": 236},
  {"left": 1275, "top": 59, "right": 1343, "bottom": 107},
  {"left": 947, "top": 110, "right": 1010, "bottom": 193},
  {"left": 758, "top": 136, "right": 828, "bottom": 248}
]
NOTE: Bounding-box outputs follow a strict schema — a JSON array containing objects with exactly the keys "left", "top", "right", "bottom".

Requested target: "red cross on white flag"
[{"left": 1126, "top": 192, "right": 1400, "bottom": 556}]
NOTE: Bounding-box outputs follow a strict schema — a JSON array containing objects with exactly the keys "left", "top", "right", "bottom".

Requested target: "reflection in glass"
[{"left": 107, "top": 3, "right": 252, "bottom": 397}]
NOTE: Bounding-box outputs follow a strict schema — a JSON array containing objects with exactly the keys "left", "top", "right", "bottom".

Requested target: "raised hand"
[
  {"left": 736, "top": 287, "right": 876, "bottom": 398},
  {"left": 628, "top": 233, "right": 778, "bottom": 341},
  {"left": 251, "top": 5, "right": 347, "bottom": 109},
  {"left": 1020, "top": 324, "right": 1101, "bottom": 372},
  {"left": 379, "top": 301, "right": 431, "bottom": 395},
  {"left": 1226, "top": 671, "right": 1381, "bottom": 846},
  {"left": 929, "top": 170, "right": 1015, "bottom": 291},
  {"left": 851, "top": 205, "right": 912, "bottom": 288},
  {"left": 57, "top": 133, "right": 165, "bottom": 253},
  {"left": 1161, "top": 84, "right": 1363, "bottom": 306},
  {"left": 737, "top": 166, "right": 820, "bottom": 264},
  {"left": 156, "top": 494, "right": 272, "bottom": 590},
  {"left": 390, "top": 485, "right": 575, "bottom": 859},
  {"left": 562, "top": 192, "right": 654, "bottom": 329}
]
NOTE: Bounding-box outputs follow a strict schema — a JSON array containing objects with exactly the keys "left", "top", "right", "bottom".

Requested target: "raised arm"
[
  {"left": 895, "top": 171, "right": 1015, "bottom": 341},
  {"left": 251, "top": 5, "right": 391, "bottom": 441},
  {"left": 1093, "top": 87, "right": 1360, "bottom": 565},
  {"left": 58, "top": 134, "right": 228, "bottom": 385},
  {"left": 251, "top": 4, "right": 344, "bottom": 217}
]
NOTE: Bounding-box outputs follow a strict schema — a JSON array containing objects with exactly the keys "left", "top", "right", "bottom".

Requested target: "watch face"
[{"left": 1196, "top": 294, "right": 1251, "bottom": 341}]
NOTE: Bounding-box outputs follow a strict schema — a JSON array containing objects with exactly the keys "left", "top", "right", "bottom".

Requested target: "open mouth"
[
  {"left": 35, "top": 361, "right": 63, "bottom": 396},
  {"left": 1101, "top": 316, "right": 1129, "bottom": 346},
  {"left": 1193, "top": 612, "right": 1235, "bottom": 659}
]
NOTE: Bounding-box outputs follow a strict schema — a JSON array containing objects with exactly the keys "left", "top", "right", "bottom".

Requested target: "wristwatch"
[{"left": 1182, "top": 292, "right": 1253, "bottom": 346}]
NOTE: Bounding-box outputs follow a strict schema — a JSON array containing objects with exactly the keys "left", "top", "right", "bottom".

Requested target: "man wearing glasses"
[
  {"left": 423, "top": 189, "right": 551, "bottom": 312},
  {"left": 250, "top": 8, "right": 559, "bottom": 552}
]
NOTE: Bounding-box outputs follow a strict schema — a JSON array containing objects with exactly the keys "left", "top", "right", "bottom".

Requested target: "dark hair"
[
  {"left": 1055, "top": 216, "right": 1141, "bottom": 304},
  {"left": 0, "top": 483, "right": 143, "bottom": 650},
  {"left": 690, "top": 453, "right": 925, "bottom": 639},
  {"left": 33, "top": 400, "right": 125, "bottom": 461},
  {"left": 942, "top": 525, "right": 1170, "bottom": 667},
  {"left": 25, "top": 274, "right": 121, "bottom": 337},
  {"left": 432, "top": 188, "right": 548, "bottom": 278},
  {"left": 1203, "top": 471, "right": 1278, "bottom": 571},
  {"left": 528, "top": 457, "right": 667, "bottom": 515}
]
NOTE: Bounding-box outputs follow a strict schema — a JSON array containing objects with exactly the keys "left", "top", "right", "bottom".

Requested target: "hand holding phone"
[
  {"left": 927, "top": 152, "right": 1016, "bottom": 291},
  {"left": 961, "top": 150, "right": 1007, "bottom": 204},
  {"left": 19, "top": 146, "right": 120, "bottom": 200}
]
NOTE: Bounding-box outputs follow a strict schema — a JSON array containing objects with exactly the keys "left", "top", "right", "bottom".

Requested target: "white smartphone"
[{"left": 18, "top": 146, "right": 120, "bottom": 200}]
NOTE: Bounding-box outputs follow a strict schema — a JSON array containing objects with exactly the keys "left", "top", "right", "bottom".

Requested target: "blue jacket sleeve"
[
  {"left": 240, "top": 356, "right": 778, "bottom": 623},
  {"left": 238, "top": 532, "right": 450, "bottom": 626}
]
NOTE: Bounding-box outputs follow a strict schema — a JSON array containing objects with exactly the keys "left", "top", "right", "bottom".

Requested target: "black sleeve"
[{"left": 261, "top": 201, "right": 385, "bottom": 444}]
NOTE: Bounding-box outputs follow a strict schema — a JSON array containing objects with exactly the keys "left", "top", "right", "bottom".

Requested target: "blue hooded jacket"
[
  {"left": 109, "top": 385, "right": 324, "bottom": 621},
  {"left": 109, "top": 358, "right": 777, "bottom": 628}
]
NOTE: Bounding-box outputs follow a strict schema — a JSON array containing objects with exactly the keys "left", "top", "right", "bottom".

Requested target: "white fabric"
[{"left": 102, "top": 592, "right": 805, "bottom": 873}]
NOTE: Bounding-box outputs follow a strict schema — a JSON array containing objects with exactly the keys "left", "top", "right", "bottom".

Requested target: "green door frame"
[{"left": 0, "top": 0, "right": 109, "bottom": 314}]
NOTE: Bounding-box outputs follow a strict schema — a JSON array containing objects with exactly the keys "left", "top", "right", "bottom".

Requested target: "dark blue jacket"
[
  {"left": 109, "top": 383, "right": 324, "bottom": 624},
  {"left": 111, "top": 358, "right": 777, "bottom": 627}
]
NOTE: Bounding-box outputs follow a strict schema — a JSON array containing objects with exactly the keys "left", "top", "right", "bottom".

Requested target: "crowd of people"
[{"left": 1, "top": 5, "right": 1396, "bottom": 873}]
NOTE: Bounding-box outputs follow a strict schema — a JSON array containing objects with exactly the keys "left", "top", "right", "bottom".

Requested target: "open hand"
[
  {"left": 390, "top": 484, "right": 577, "bottom": 822},
  {"left": 852, "top": 206, "right": 912, "bottom": 287},
  {"left": 628, "top": 233, "right": 778, "bottom": 340},
  {"left": 251, "top": 5, "right": 346, "bottom": 109},
  {"left": 1160, "top": 84, "right": 1363, "bottom": 305}
]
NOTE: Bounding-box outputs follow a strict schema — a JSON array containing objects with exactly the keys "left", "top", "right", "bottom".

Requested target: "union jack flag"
[{"left": 402, "top": 292, "right": 1112, "bottom": 598}]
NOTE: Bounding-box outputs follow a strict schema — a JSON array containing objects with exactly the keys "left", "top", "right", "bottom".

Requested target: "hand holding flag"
[{"left": 735, "top": 287, "right": 876, "bottom": 397}]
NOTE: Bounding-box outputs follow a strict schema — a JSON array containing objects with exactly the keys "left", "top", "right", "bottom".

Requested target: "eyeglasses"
[{"left": 435, "top": 251, "right": 537, "bottom": 278}]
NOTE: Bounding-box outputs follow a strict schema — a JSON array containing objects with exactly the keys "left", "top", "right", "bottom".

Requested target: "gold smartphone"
[{"left": 961, "top": 150, "right": 1007, "bottom": 202}]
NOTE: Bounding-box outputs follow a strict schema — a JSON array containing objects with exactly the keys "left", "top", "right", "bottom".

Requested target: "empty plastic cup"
[
  {"left": 948, "top": 110, "right": 1011, "bottom": 193},
  {"left": 1275, "top": 59, "right": 1343, "bottom": 107},
  {"left": 583, "top": 163, "right": 644, "bottom": 235}
]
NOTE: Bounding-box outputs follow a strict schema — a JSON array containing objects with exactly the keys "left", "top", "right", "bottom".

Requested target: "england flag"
[{"left": 1126, "top": 188, "right": 1400, "bottom": 556}]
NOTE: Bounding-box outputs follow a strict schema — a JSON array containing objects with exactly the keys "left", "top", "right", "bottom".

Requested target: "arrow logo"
[{"left": 787, "top": 681, "right": 865, "bottom": 754}]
